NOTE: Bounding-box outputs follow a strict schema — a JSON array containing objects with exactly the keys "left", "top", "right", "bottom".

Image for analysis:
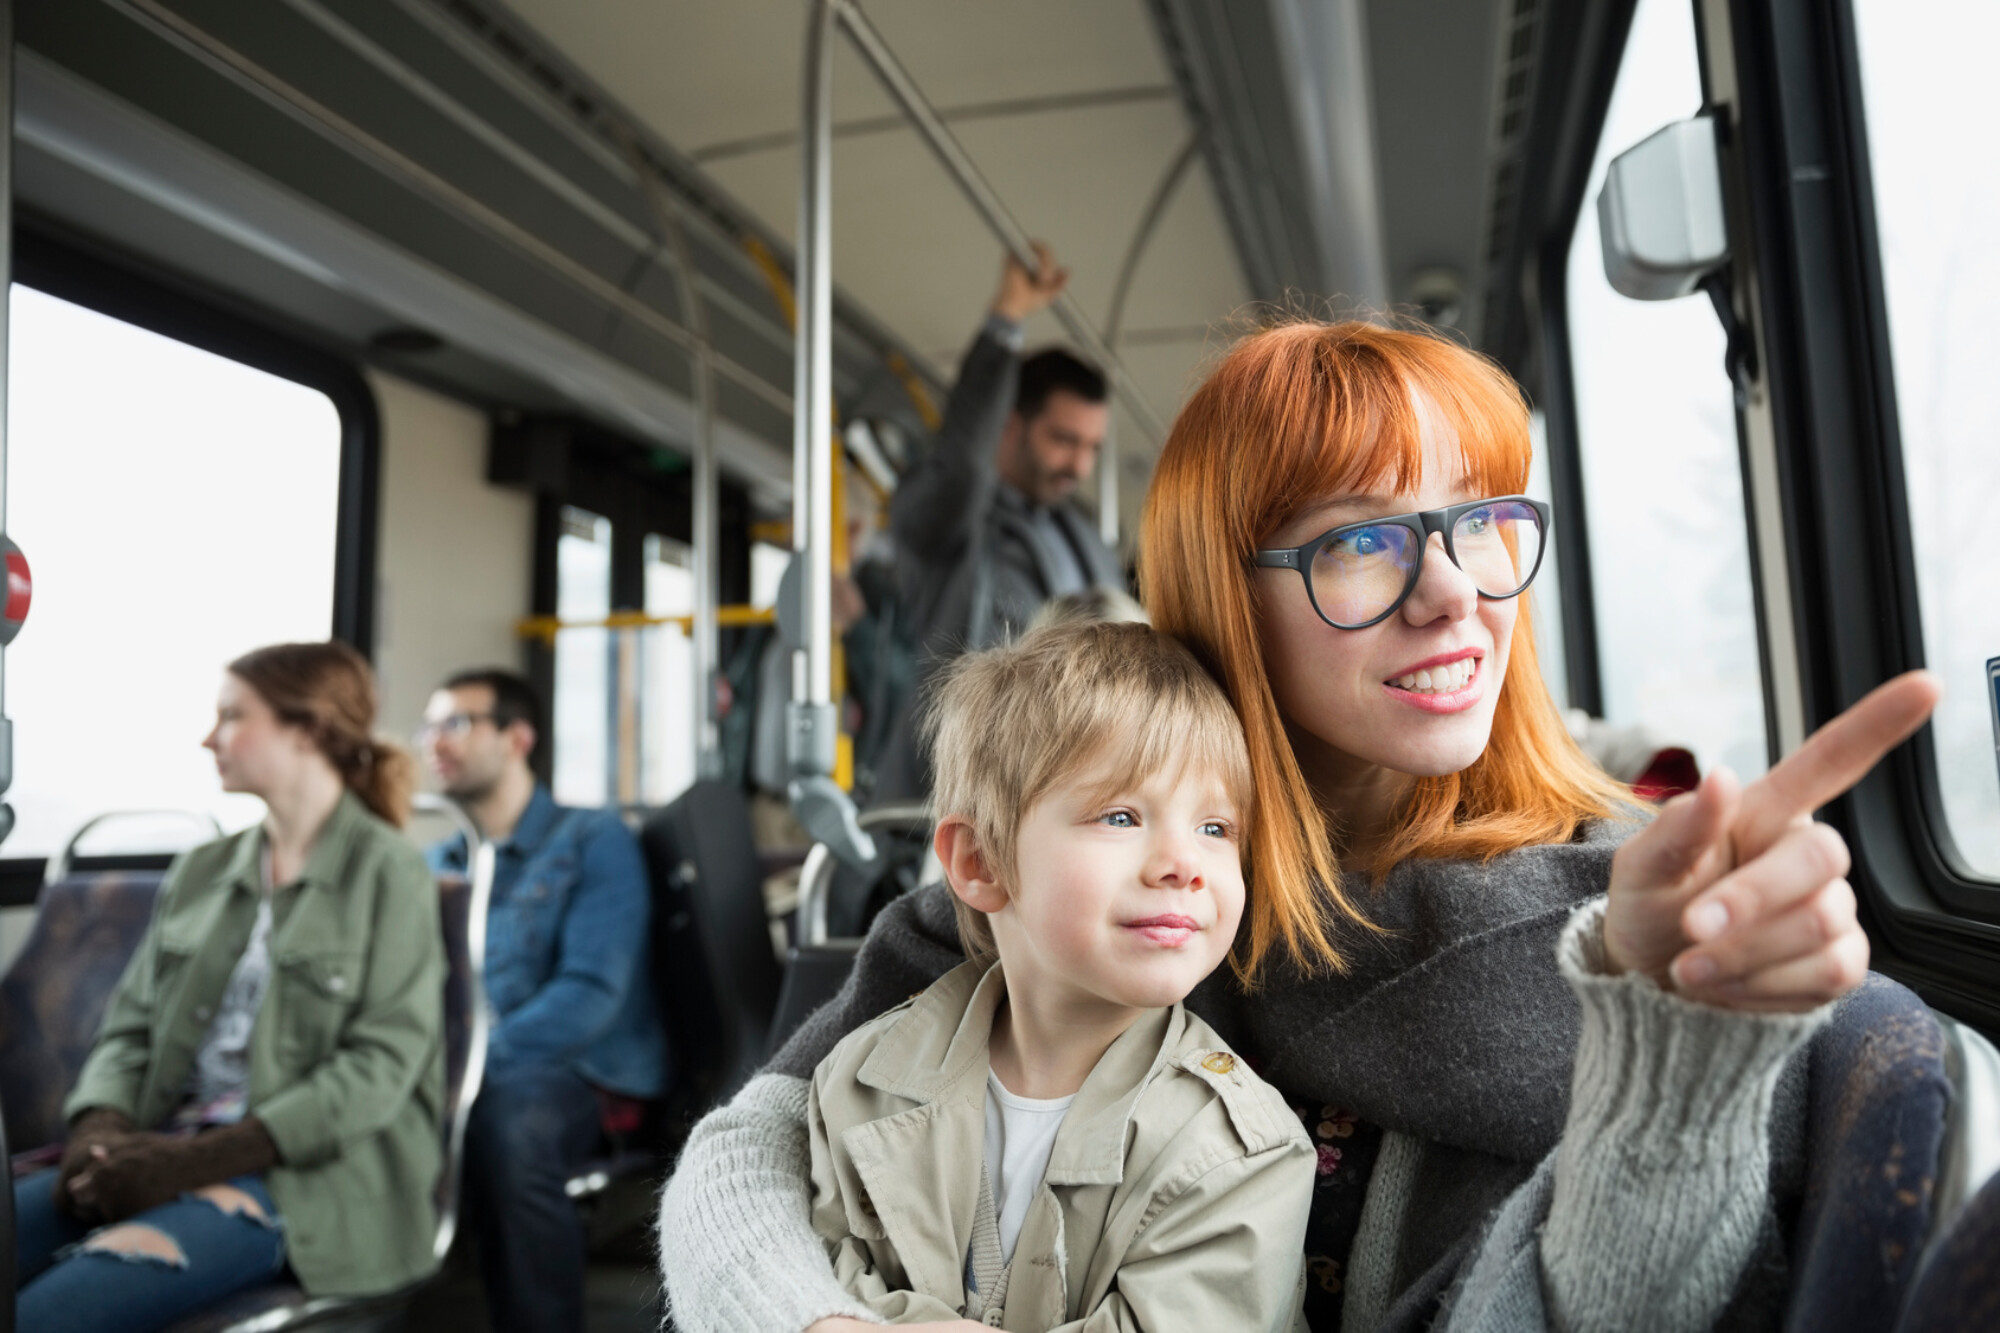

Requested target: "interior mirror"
[{"left": 1598, "top": 114, "right": 1728, "bottom": 300}]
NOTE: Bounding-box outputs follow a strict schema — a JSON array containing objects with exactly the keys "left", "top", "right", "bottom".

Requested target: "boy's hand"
[{"left": 1601, "top": 669, "right": 1939, "bottom": 1012}]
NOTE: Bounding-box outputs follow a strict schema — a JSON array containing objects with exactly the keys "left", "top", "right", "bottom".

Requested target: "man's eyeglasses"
[
  {"left": 415, "top": 712, "right": 496, "bottom": 745},
  {"left": 1253, "top": 496, "right": 1551, "bottom": 630}
]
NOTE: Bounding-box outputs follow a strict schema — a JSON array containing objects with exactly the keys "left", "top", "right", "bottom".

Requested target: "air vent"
[{"left": 1482, "top": 0, "right": 1543, "bottom": 269}]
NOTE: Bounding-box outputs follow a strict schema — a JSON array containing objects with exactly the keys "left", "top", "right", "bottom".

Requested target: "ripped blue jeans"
[{"left": 13, "top": 1168, "right": 286, "bottom": 1333}]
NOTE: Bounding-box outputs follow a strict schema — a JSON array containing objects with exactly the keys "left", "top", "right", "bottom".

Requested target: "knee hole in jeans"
[
  {"left": 191, "top": 1184, "right": 273, "bottom": 1227},
  {"left": 80, "top": 1223, "right": 189, "bottom": 1268}
]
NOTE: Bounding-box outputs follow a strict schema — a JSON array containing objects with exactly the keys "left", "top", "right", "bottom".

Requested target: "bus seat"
[
  {"left": 639, "top": 780, "right": 780, "bottom": 1110},
  {"left": 0, "top": 869, "right": 165, "bottom": 1159},
  {"left": 1899, "top": 1170, "right": 2000, "bottom": 1332},
  {"left": 767, "top": 804, "right": 935, "bottom": 1058},
  {"left": 1785, "top": 972, "right": 1951, "bottom": 1332}
]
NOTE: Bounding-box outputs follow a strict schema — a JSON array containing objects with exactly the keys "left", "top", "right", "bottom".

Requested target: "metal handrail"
[
  {"left": 43, "top": 809, "right": 225, "bottom": 886},
  {"left": 795, "top": 802, "right": 932, "bottom": 947},
  {"left": 409, "top": 792, "right": 496, "bottom": 1265},
  {"left": 831, "top": 1, "right": 1167, "bottom": 447}
]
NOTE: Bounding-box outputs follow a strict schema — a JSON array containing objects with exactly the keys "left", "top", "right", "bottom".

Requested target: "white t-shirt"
[{"left": 983, "top": 1070, "right": 1076, "bottom": 1264}]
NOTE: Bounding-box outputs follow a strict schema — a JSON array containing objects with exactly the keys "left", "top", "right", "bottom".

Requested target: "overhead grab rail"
[
  {"left": 515, "top": 605, "right": 776, "bottom": 648},
  {"left": 830, "top": 2, "right": 1167, "bottom": 449}
]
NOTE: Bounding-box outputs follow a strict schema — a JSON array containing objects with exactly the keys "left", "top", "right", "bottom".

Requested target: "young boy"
[{"left": 806, "top": 621, "right": 1314, "bottom": 1331}]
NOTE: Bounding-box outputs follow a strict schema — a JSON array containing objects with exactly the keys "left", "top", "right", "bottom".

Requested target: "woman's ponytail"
[
  {"left": 225, "top": 641, "right": 415, "bottom": 826},
  {"left": 347, "top": 738, "right": 417, "bottom": 828}
]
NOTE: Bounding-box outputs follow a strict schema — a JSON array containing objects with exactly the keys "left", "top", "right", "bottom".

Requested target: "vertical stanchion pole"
[
  {"left": 791, "top": 0, "right": 836, "bottom": 764},
  {"left": 1098, "top": 404, "right": 1118, "bottom": 550},
  {"left": 0, "top": 0, "right": 19, "bottom": 850},
  {"left": 786, "top": 0, "right": 874, "bottom": 865}
]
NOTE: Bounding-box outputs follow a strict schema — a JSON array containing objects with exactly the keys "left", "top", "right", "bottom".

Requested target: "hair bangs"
[{"left": 1242, "top": 323, "right": 1534, "bottom": 545}]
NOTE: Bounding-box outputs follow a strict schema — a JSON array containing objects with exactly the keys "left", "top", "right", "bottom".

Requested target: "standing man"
[
  {"left": 420, "top": 669, "right": 667, "bottom": 1333},
  {"left": 891, "top": 243, "right": 1127, "bottom": 660}
]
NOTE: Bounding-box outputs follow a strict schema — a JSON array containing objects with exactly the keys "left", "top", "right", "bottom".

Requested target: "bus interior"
[{"left": 0, "top": 0, "right": 1994, "bottom": 1329}]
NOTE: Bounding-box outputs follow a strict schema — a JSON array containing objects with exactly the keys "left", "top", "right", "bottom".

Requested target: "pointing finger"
[
  {"left": 1735, "top": 670, "right": 1940, "bottom": 860},
  {"left": 1615, "top": 765, "right": 1740, "bottom": 893},
  {"left": 1679, "top": 821, "right": 1850, "bottom": 945}
]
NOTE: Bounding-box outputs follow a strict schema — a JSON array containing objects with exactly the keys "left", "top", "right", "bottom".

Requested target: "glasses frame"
[
  {"left": 1253, "top": 495, "right": 1553, "bottom": 630},
  {"left": 414, "top": 711, "right": 497, "bottom": 745}
]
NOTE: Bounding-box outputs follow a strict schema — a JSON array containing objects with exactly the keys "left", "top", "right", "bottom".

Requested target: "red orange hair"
[{"left": 1140, "top": 320, "right": 1629, "bottom": 982}]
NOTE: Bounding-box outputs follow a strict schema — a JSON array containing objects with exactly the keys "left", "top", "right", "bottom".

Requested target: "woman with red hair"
[{"left": 658, "top": 321, "right": 1938, "bottom": 1333}]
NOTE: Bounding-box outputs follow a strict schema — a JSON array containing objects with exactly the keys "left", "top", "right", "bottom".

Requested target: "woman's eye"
[
  {"left": 1199, "top": 820, "right": 1232, "bottom": 838},
  {"left": 1462, "top": 510, "right": 1492, "bottom": 536},
  {"left": 1099, "top": 811, "right": 1137, "bottom": 828}
]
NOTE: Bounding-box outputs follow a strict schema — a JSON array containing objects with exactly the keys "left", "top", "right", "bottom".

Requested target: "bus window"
[
  {"left": 552, "top": 505, "right": 612, "bottom": 806},
  {"left": 5, "top": 286, "right": 343, "bottom": 855},
  {"left": 642, "top": 534, "right": 696, "bottom": 804},
  {"left": 1851, "top": 1, "right": 2000, "bottom": 878},
  {"left": 1565, "top": 0, "right": 1769, "bottom": 778}
]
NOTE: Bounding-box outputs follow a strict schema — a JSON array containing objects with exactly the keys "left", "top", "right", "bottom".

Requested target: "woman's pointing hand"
[{"left": 1602, "top": 669, "right": 1941, "bottom": 1012}]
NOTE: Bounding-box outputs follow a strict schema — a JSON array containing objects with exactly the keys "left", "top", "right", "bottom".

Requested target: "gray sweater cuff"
[
  {"left": 657, "top": 1073, "right": 884, "bottom": 1333},
  {"left": 982, "top": 312, "right": 1025, "bottom": 351},
  {"left": 1544, "top": 898, "right": 1829, "bottom": 1333}
]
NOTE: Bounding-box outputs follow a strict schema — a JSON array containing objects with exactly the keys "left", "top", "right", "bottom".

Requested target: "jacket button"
[
  {"left": 984, "top": 1311, "right": 1004, "bottom": 1326},
  {"left": 194, "top": 1006, "right": 213, "bottom": 1022},
  {"left": 328, "top": 976, "right": 347, "bottom": 993},
  {"left": 1201, "top": 1052, "right": 1236, "bottom": 1075}
]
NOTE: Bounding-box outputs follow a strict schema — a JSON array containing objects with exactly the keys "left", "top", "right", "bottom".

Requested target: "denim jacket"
[{"left": 430, "top": 785, "right": 667, "bottom": 1098}]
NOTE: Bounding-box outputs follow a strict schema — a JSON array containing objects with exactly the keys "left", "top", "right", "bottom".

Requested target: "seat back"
[
  {"left": 0, "top": 870, "right": 164, "bottom": 1154},
  {"left": 1785, "top": 972, "right": 1952, "bottom": 1332},
  {"left": 1899, "top": 1170, "right": 2000, "bottom": 1332},
  {"left": 768, "top": 804, "right": 935, "bottom": 1058},
  {"left": 640, "top": 781, "right": 779, "bottom": 1108}
]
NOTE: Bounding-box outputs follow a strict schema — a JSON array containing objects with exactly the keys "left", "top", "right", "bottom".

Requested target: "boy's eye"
[{"left": 1098, "top": 810, "right": 1137, "bottom": 828}]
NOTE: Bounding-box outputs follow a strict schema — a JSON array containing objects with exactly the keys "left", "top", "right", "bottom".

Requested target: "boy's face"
[{"left": 989, "top": 760, "right": 1246, "bottom": 1016}]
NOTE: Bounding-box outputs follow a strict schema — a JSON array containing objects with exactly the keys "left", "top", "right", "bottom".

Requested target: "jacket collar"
[
  {"left": 857, "top": 961, "right": 1183, "bottom": 1187},
  {"left": 221, "top": 788, "right": 376, "bottom": 894},
  {"left": 499, "top": 783, "right": 560, "bottom": 856}
]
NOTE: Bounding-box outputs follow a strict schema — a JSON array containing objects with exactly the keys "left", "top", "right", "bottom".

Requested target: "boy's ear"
[{"left": 935, "top": 817, "right": 1007, "bottom": 915}]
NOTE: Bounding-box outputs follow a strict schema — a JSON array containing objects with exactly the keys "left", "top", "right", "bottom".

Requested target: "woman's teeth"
[{"left": 1392, "top": 659, "right": 1475, "bottom": 693}]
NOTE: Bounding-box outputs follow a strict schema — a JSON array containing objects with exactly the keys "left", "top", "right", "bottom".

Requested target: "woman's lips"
[
  {"left": 1125, "top": 915, "right": 1199, "bottom": 947},
  {"left": 1382, "top": 656, "right": 1484, "bottom": 714}
]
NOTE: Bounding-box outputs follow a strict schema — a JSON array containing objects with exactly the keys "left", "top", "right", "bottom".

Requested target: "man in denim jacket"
[{"left": 422, "top": 668, "right": 667, "bottom": 1333}]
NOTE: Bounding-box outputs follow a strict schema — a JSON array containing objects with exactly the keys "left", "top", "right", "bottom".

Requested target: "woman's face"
[
  {"left": 203, "top": 674, "right": 312, "bottom": 796},
  {"left": 1253, "top": 410, "right": 1518, "bottom": 788}
]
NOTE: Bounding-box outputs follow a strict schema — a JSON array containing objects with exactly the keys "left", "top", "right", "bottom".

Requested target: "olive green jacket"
[
  {"left": 66, "top": 791, "right": 446, "bottom": 1298},
  {"left": 807, "top": 961, "right": 1314, "bottom": 1331}
]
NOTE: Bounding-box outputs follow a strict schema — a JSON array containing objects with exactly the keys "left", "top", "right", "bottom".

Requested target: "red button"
[{"left": 3, "top": 548, "right": 28, "bottom": 627}]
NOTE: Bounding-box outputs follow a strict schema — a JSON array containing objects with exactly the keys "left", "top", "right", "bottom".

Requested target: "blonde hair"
[
  {"left": 1140, "top": 319, "right": 1631, "bottom": 980},
  {"left": 923, "top": 620, "right": 1255, "bottom": 968}
]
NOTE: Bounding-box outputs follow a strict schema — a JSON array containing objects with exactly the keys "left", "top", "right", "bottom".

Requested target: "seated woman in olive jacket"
[{"left": 12, "top": 641, "right": 446, "bottom": 1333}]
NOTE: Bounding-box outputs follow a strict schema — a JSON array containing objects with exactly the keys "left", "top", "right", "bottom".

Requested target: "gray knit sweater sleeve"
[
  {"left": 656, "top": 1074, "right": 882, "bottom": 1333},
  {"left": 1436, "top": 898, "right": 1829, "bottom": 1333}
]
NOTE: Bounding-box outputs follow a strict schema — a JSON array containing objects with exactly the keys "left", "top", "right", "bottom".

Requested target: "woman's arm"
[
  {"left": 254, "top": 847, "right": 444, "bottom": 1167},
  {"left": 1435, "top": 900, "right": 1825, "bottom": 1333},
  {"left": 658, "top": 886, "right": 965, "bottom": 1333}
]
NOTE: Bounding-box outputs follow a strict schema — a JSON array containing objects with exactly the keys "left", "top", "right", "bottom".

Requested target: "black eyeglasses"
[
  {"left": 1254, "top": 496, "right": 1551, "bottom": 630},
  {"left": 414, "top": 712, "right": 496, "bottom": 745}
]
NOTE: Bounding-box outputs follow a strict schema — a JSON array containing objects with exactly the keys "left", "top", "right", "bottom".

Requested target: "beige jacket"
[{"left": 807, "top": 961, "right": 1313, "bottom": 1331}]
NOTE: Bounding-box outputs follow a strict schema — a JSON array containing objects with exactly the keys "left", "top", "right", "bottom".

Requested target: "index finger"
[{"left": 1736, "top": 669, "right": 1940, "bottom": 859}]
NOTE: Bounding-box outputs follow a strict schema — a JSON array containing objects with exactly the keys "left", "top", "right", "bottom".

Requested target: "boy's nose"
[{"left": 1145, "top": 834, "right": 1205, "bottom": 889}]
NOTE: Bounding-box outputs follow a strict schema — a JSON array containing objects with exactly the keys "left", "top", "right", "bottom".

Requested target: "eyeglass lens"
[{"left": 1310, "top": 500, "right": 1545, "bottom": 626}]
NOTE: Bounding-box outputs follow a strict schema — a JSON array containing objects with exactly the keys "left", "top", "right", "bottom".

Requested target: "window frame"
[
  {"left": 0, "top": 227, "right": 380, "bottom": 904},
  {"left": 1700, "top": 0, "right": 2000, "bottom": 1029}
]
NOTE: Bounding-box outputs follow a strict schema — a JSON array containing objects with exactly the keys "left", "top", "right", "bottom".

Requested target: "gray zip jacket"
[
  {"left": 659, "top": 826, "right": 1827, "bottom": 1333},
  {"left": 891, "top": 321, "right": 1125, "bottom": 660},
  {"left": 808, "top": 960, "right": 1312, "bottom": 1330}
]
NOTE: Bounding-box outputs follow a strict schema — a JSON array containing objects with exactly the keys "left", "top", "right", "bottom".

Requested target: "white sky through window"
[{"left": 4, "top": 286, "right": 342, "bottom": 858}]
